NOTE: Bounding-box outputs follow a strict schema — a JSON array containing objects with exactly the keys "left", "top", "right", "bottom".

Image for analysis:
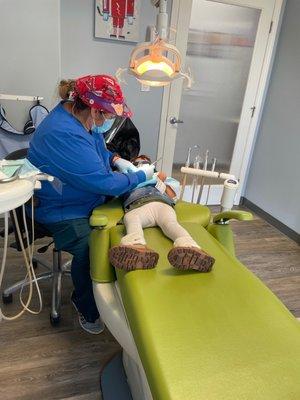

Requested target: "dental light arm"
[{"left": 156, "top": 0, "right": 168, "bottom": 39}]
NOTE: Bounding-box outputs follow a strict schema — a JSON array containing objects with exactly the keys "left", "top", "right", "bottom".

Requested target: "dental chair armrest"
[
  {"left": 207, "top": 224, "right": 235, "bottom": 256},
  {"left": 89, "top": 198, "right": 124, "bottom": 283},
  {"left": 91, "top": 198, "right": 124, "bottom": 229},
  {"left": 89, "top": 214, "right": 109, "bottom": 228},
  {"left": 90, "top": 228, "right": 116, "bottom": 283},
  {"left": 213, "top": 210, "right": 253, "bottom": 224}
]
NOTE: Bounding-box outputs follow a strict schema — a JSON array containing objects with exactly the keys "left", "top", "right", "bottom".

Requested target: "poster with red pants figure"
[{"left": 95, "top": 0, "right": 140, "bottom": 43}]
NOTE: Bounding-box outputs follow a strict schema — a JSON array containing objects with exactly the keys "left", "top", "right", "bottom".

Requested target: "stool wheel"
[
  {"left": 2, "top": 293, "right": 13, "bottom": 304},
  {"left": 50, "top": 314, "right": 61, "bottom": 326}
]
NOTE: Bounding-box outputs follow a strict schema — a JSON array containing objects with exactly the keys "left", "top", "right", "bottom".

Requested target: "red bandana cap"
[{"left": 74, "top": 74, "right": 132, "bottom": 118}]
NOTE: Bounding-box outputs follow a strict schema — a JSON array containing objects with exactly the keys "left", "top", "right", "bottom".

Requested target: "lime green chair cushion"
[
  {"left": 90, "top": 198, "right": 124, "bottom": 229},
  {"left": 175, "top": 201, "right": 210, "bottom": 226},
  {"left": 110, "top": 223, "right": 300, "bottom": 400}
]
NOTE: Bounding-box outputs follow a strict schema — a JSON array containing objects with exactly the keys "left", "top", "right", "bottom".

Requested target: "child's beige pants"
[{"left": 121, "top": 202, "right": 199, "bottom": 248}]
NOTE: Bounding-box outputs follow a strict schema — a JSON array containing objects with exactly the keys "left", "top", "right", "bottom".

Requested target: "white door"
[{"left": 157, "top": 0, "right": 284, "bottom": 204}]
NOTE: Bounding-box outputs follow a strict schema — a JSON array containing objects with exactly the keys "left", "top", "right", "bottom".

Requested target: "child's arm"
[{"left": 157, "top": 172, "right": 177, "bottom": 200}]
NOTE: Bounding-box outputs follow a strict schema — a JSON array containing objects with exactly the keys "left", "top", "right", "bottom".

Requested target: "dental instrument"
[
  {"left": 205, "top": 157, "right": 217, "bottom": 205},
  {"left": 179, "top": 145, "right": 200, "bottom": 201},
  {"left": 191, "top": 155, "right": 201, "bottom": 203},
  {"left": 150, "top": 157, "right": 163, "bottom": 167},
  {"left": 197, "top": 149, "right": 209, "bottom": 204},
  {"left": 179, "top": 149, "right": 191, "bottom": 201}
]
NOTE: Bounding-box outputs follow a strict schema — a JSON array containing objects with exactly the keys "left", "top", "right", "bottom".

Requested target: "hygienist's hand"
[
  {"left": 138, "top": 164, "right": 155, "bottom": 180},
  {"left": 114, "top": 158, "right": 138, "bottom": 173}
]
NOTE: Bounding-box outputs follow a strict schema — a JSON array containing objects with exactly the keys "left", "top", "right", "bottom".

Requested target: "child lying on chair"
[{"left": 109, "top": 155, "right": 215, "bottom": 272}]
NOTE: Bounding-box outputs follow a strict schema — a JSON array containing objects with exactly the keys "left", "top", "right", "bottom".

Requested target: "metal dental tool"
[
  {"left": 150, "top": 157, "right": 163, "bottom": 167},
  {"left": 179, "top": 145, "right": 200, "bottom": 201},
  {"left": 191, "top": 155, "right": 201, "bottom": 203},
  {"left": 197, "top": 149, "right": 209, "bottom": 204},
  {"left": 179, "top": 147, "right": 192, "bottom": 201},
  {"left": 205, "top": 157, "right": 217, "bottom": 205}
]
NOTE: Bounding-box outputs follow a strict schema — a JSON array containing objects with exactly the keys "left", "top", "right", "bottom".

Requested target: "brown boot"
[
  {"left": 109, "top": 245, "right": 159, "bottom": 271},
  {"left": 168, "top": 247, "right": 215, "bottom": 272}
]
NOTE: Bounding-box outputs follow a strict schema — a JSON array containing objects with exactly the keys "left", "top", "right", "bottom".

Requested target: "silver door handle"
[{"left": 169, "top": 117, "right": 184, "bottom": 125}]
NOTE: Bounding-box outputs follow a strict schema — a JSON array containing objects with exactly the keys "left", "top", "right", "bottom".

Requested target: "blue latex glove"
[
  {"left": 114, "top": 158, "right": 138, "bottom": 173},
  {"left": 103, "top": 12, "right": 109, "bottom": 21}
]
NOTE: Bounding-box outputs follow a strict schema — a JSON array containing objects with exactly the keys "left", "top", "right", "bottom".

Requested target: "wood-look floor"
[{"left": 0, "top": 209, "right": 299, "bottom": 400}]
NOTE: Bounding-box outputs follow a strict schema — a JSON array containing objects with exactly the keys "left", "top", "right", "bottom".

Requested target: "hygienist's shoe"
[
  {"left": 71, "top": 293, "right": 104, "bottom": 335},
  {"left": 109, "top": 244, "right": 159, "bottom": 271},
  {"left": 78, "top": 314, "right": 105, "bottom": 335},
  {"left": 168, "top": 247, "right": 215, "bottom": 272}
]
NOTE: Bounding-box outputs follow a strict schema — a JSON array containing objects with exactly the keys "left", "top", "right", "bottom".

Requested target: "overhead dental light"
[
  {"left": 117, "top": 0, "right": 191, "bottom": 88},
  {"left": 128, "top": 36, "right": 182, "bottom": 87}
]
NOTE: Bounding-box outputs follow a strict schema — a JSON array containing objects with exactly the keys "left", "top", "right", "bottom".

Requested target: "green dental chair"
[{"left": 90, "top": 199, "right": 300, "bottom": 400}]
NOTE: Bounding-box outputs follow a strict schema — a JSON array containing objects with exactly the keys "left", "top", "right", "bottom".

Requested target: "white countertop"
[{"left": 0, "top": 179, "right": 35, "bottom": 214}]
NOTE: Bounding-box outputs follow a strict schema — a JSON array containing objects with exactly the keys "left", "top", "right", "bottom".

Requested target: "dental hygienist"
[{"left": 28, "top": 75, "right": 154, "bottom": 334}]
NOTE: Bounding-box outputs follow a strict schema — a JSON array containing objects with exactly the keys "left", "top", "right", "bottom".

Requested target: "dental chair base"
[
  {"left": 100, "top": 351, "right": 133, "bottom": 400},
  {"left": 93, "top": 282, "right": 153, "bottom": 400}
]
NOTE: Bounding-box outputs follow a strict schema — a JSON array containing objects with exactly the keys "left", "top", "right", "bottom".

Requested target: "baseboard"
[{"left": 240, "top": 197, "right": 300, "bottom": 244}]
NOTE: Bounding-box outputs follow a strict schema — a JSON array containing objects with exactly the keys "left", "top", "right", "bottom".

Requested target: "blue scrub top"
[{"left": 28, "top": 102, "right": 145, "bottom": 224}]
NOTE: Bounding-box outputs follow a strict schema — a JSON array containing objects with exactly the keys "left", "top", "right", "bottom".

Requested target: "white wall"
[
  {"left": 0, "top": 0, "right": 60, "bottom": 131},
  {"left": 245, "top": 0, "right": 300, "bottom": 234},
  {"left": 0, "top": 0, "right": 164, "bottom": 160},
  {"left": 60, "top": 0, "right": 164, "bottom": 160}
]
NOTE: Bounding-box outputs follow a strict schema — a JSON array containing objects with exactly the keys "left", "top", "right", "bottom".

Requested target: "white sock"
[
  {"left": 174, "top": 236, "right": 200, "bottom": 249},
  {"left": 121, "top": 232, "right": 146, "bottom": 246}
]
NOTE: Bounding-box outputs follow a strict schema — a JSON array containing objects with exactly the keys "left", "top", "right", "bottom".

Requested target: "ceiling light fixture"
[{"left": 117, "top": 0, "right": 191, "bottom": 88}]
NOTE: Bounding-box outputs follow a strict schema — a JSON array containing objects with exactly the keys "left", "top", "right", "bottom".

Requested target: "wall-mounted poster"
[{"left": 95, "top": 0, "right": 141, "bottom": 43}]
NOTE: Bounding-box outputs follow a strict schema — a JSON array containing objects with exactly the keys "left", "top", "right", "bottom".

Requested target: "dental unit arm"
[
  {"left": 179, "top": 165, "right": 252, "bottom": 255},
  {"left": 180, "top": 165, "right": 240, "bottom": 211},
  {"left": 0, "top": 169, "right": 53, "bottom": 322}
]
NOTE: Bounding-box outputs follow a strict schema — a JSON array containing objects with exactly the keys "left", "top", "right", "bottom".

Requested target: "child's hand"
[{"left": 157, "top": 171, "right": 167, "bottom": 182}]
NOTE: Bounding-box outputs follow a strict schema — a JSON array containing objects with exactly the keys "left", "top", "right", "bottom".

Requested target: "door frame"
[{"left": 156, "top": 0, "right": 286, "bottom": 204}]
